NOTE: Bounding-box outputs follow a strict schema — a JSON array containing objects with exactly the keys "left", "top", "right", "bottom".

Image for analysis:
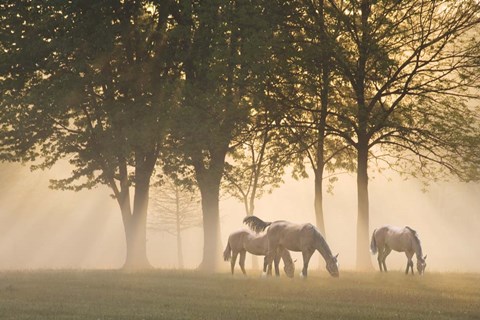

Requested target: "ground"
[{"left": 0, "top": 270, "right": 478, "bottom": 319}]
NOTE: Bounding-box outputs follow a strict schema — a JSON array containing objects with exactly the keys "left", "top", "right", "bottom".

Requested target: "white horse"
[
  {"left": 243, "top": 216, "right": 339, "bottom": 278},
  {"left": 223, "top": 229, "right": 295, "bottom": 278},
  {"left": 370, "top": 225, "right": 427, "bottom": 275}
]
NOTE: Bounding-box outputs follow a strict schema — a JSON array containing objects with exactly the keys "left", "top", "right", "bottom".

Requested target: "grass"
[{"left": 0, "top": 270, "right": 479, "bottom": 319}]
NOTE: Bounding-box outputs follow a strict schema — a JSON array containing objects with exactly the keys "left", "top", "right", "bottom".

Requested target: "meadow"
[{"left": 0, "top": 269, "right": 478, "bottom": 319}]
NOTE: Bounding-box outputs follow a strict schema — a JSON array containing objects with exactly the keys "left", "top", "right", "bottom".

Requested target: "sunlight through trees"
[{"left": 1, "top": 0, "right": 479, "bottom": 271}]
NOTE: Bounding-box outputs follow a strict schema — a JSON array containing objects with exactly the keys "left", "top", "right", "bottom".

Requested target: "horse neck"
[
  {"left": 314, "top": 230, "right": 333, "bottom": 261},
  {"left": 411, "top": 234, "right": 424, "bottom": 260},
  {"left": 280, "top": 249, "right": 293, "bottom": 265}
]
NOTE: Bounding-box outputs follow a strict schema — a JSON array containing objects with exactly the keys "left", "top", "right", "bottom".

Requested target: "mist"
[{"left": 0, "top": 163, "right": 479, "bottom": 272}]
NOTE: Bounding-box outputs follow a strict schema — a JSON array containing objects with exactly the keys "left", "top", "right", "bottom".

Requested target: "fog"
[{"left": 0, "top": 163, "right": 479, "bottom": 272}]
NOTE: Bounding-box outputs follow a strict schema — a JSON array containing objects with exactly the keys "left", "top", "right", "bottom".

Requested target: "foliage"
[
  {"left": 325, "top": 0, "right": 480, "bottom": 180},
  {"left": 0, "top": 0, "right": 186, "bottom": 268},
  {"left": 259, "top": 0, "right": 358, "bottom": 190},
  {"left": 1, "top": 0, "right": 479, "bottom": 271},
  {"left": 305, "top": 0, "right": 480, "bottom": 268},
  {"left": 222, "top": 109, "right": 287, "bottom": 215},
  {"left": 0, "top": 0, "right": 180, "bottom": 192}
]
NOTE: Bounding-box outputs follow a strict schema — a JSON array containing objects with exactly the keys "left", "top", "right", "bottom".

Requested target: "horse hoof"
[
  {"left": 261, "top": 272, "right": 267, "bottom": 278},
  {"left": 299, "top": 272, "right": 305, "bottom": 278}
]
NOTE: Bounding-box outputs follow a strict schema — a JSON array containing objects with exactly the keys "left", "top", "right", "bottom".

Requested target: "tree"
[
  {"left": 222, "top": 107, "right": 288, "bottom": 270},
  {"left": 148, "top": 178, "right": 202, "bottom": 269},
  {"left": 166, "top": 0, "right": 283, "bottom": 271},
  {"left": 324, "top": 0, "right": 480, "bottom": 269},
  {"left": 223, "top": 109, "right": 286, "bottom": 217},
  {"left": 0, "top": 1, "right": 183, "bottom": 269},
  {"left": 273, "top": 0, "right": 356, "bottom": 238}
]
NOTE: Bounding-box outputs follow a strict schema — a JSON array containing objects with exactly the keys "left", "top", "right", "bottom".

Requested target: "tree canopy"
[
  {"left": 1, "top": 0, "right": 479, "bottom": 271},
  {"left": 0, "top": 0, "right": 182, "bottom": 268}
]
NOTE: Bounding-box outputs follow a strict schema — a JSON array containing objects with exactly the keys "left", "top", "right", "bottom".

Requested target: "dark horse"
[{"left": 243, "top": 216, "right": 339, "bottom": 278}]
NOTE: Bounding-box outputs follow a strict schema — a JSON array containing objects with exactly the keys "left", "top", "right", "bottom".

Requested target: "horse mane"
[
  {"left": 313, "top": 226, "right": 334, "bottom": 259},
  {"left": 405, "top": 226, "right": 416, "bottom": 234},
  {"left": 405, "top": 226, "right": 423, "bottom": 256},
  {"left": 243, "top": 216, "right": 271, "bottom": 234},
  {"left": 405, "top": 226, "right": 419, "bottom": 239}
]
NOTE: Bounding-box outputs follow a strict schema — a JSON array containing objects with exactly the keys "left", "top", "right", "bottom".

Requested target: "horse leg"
[
  {"left": 239, "top": 250, "right": 247, "bottom": 276},
  {"left": 382, "top": 246, "right": 391, "bottom": 272},
  {"left": 274, "top": 254, "right": 281, "bottom": 277},
  {"left": 263, "top": 253, "right": 275, "bottom": 277},
  {"left": 263, "top": 255, "right": 275, "bottom": 276},
  {"left": 376, "top": 243, "right": 386, "bottom": 272},
  {"left": 405, "top": 252, "right": 414, "bottom": 275},
  {"left": 377, "top": 247, "right": 384, "bottom": 272},
  {"left": 263, "top": 244, "right": 277, "bottom": 277},
  {"left": 230, "top": 251, "right": 238, "bottom": 275},
  {"left": 405, "top": 260, "right": 414, "bottom": 275},
  {"left": 301, "top": 249, "right": 314, "bottom": 278},
  {"left": 263, "top": 256, "right": 272, "bottom": 274},
  {"left": 266, "top": 258, "right": 273, "bottom": 276}
]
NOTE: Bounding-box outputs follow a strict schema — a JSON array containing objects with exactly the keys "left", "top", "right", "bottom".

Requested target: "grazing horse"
[
  {"left": 223, "top": 230, "right": 295, "bottom": 278},
  {"left": 243, "top": 216, "right": 339, "bottom": 278},
  {"left": 370, "top": 225, "right": 427, "bottom": 275}
]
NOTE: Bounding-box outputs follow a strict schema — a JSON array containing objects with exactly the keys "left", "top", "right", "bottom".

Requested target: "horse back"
[
  {"left": 268, "top": 221, "right": 313, "bottom": 252},
  {"left": 244, "top": 233, "right": 269, "bottom": 255},
  {"left": 377, "top": 225, "right": 415, "bottom": 253},
  {"left": 227, "top": 230, "right": 251, "bottom": 251}
]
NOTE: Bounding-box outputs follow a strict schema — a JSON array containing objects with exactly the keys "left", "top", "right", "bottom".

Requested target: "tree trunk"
[
  {"left": 175, "top": 189, "right": 184, "bottom": 269},
  {"left": 314, "top": 171, "right": 326, "bottom": 237},
  {"left": 197, "top": 183, "right": 222, "bottom": 272},
  {"left": 355, "top": 0, "right": 372, "bottom": 271},
  {"left": 121, "top": 168, "right": 152, "bottom": 270},
  {"left": 315, "top": 0, "right": 329, "bottom": 241},
  {"left": 194, "top": 157, "right": 224, "bottom": 272},
  {"left": 245, "top": 211, "right": 260, "bottom": 270},
  {"left": 123, "top": 213, "right": 151, "bottom": 270},
  {"left": 356, "top": 139, "right": 373, "bottom": 270},
  {"left": 177, "top": 232, "right": 184, "bottom": 269},
  {"left": 314, "top": 170, "right": 327, "bottom": 271}
]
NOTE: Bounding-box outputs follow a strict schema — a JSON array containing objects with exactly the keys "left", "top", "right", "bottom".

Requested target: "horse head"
[
  {"left": 326, "top": 253, "right": 339, "bottom": 278},
  {"left": 417, "top": 255, "right": 427, "bottom": 275},
  {"left": 284, "top": 259, "right": 295, "bottom": 278}
]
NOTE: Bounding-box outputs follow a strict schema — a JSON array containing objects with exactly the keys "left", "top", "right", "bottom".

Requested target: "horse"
[
  {"left": 223, "top": 229, "right": 295, "bottom": 278},
  {"left": 243, "top": 216, "right": 339, "bottom": 278},
  {"left": 370, "top": 225, "right": 427, "bottom": 275}
]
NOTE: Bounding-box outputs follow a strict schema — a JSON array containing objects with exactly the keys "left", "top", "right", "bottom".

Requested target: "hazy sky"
[{"left": 0, "top": 163, "right": 479, "bottom": 272}]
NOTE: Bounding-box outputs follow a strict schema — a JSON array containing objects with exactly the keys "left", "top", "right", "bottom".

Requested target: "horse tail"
[
  {"left": 243, "top": 216, "right": 271, "bottom": 234},
  {"left": 370, "top": 229, "right": 378, "bottom": 255},
  {"left": 223, "top": 241, "right": 232, "bottom": 261}
]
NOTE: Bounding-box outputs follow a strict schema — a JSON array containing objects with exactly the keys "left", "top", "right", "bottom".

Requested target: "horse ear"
[
  {"left": 424, "top": 255, "right": 427, "bottom": 260},
  {"left": 335, "top": 253, "right": 339, "bottom": 259}
]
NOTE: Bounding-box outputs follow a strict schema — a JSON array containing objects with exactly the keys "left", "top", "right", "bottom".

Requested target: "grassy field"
[{"left": 0, "top": 270, "right": 479, "bottom": 320}]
